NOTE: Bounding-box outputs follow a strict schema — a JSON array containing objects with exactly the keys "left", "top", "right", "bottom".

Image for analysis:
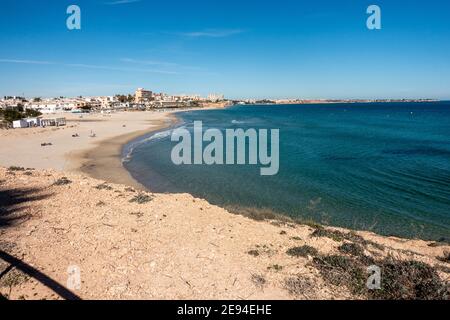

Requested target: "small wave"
[
  {"left": 382, "top": 146, "right": 450, "bottom": 157},
  {"left": 231, "top": 120, "right": 245, "bottom": 124},
  {"left": 122, "top": 129, "right": 173, "bottom": 163}
]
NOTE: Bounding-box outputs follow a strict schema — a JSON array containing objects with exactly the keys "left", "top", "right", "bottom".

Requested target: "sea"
[{"left": 123, "top": 102, "right": 450, "bottom": 241}]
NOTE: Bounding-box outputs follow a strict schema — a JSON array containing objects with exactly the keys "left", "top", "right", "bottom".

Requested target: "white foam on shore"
[{"left": 122, "top": 128, "right": 177, "bottom": 163}]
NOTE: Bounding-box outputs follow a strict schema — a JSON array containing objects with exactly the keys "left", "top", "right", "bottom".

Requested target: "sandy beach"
[
  {"left": 0, "top": 108, "right": 449, "bottom": 300},
  {"left": 0, "top": 110, "right": 181, "bottom": 189}
]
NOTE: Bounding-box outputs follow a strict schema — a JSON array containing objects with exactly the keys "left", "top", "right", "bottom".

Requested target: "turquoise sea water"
[{"left": 123, "top": 102, "right": 450, "bottom": 240}]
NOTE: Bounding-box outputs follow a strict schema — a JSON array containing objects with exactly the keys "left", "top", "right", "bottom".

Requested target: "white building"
[
  {"left": 135, "top": 88, "right": 153, "bottom": 103},
  {"left": 207, "top": 93, "right": 224, "bottom": 102},
  {"left": 12, "top": 117, "right": 41, "bottom": 128},
  {"left": 25, "top": 117, "right": 41, "bottom": 127},
  {"left": 12, "top": 119, "right": 28, "bottom": 128}
]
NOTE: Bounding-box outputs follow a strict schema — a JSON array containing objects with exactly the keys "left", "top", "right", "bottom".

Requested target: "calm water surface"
[{"left": 124, "top": 102, "right": 450, "bottom": 240}]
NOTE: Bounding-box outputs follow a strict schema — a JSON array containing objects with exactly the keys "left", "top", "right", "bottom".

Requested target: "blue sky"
[{"left": 1, "top": 0, "right": 449, "bottom": 99}]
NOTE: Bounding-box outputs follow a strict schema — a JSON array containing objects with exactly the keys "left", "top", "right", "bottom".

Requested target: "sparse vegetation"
[
  {"left": 312, "top": 251, "right": 449, "bottom": 299},
  {"left": 247, "top": 250, "right": 260, "bottom": 257},
  {"left": 284, "top": 275, "right": 314, "bottom": 297},
  {"left": 53, "top": 177, "right": 72, "bottom": 186},
  {"left": 129, "top": 193, "right": 153, "bottom": 204},
  {"left": 0, "top": 108, "right": 42, "bottom": 124},
  {"left": 338, "top": 243, "right": 365, "bottom": 257},
  {"left": 286, "top": 245, "right": 318, "bottom": 258},
  {"left": 437, "top": 251, "right": 450, "bottom": 264},
  {"left": 310, "top": 228, "right": 384, "bottom": 253},
  {"left": 0, "top": 268, "right": 29, "bottom": 288},
  {"left": 0, "top": 241, "right": 15, "bottom": 253},
  {"left": 290, "top": 236, "right": 302, "bottom": 241},
  {"left": 311, "top": 228, "right": 346, "bottom": 242},
  {"left": 369, "top": 259, "right": 449, "bottom": 300},
  {"left": 313, "top": 254, "right": 367, "bottom": 295},
  {"left": 267, "top": 264, "right": 283, "bottom": 271},
  {"left": 95, "top": 183, "right": 113, "bottom": 191},
  {"left": 129, "top": 211, "right": 144, "bottom": 218},
  {"left": 96, "top": 201, "right": 106, "bottom": 207},
  {"left": 8, "top": 166, "right": 25, "bottom": 172},
  {"left": 250, "top": 274, "right": 267, "bottom": 289},
  {"left": 293, "top": 218, "right": 323, "bottom": 229}
]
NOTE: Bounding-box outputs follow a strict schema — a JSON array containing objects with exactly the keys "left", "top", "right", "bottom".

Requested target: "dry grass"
[
  {"left": 338, "top": 243, "right": 365, "bottom": 257},
  {"left": 7, "top": 166, "right": 25, "bottom": 172},
  {"left": 0, "top": 268, "right": 29, "bottom": 288},
  {"left": 129, "top": 193, "right": 153, "bottom": 204},
  {"left": 95, "top": 183, "right": 113, "bottom": 191},
  {"left": 250, "top": 274, "right": 267, "bottom": 289},
  {"left": 284, "top": 275, "right": 315, "bottom": 297},
  {"left": 369, "top": 259, "right": 449, "bottom": 300},
  {"left": 312, "top": 252, "right": 449, "bottom": 299},
  {"left": 313, "top": 254, "right": 367, "bottom": 295},
  {"left": 53, "top": 177, "right": 72, "bottom": 186},
  {"left": 247, "top": 250, "right": 260, "bottom": 257},
  {"left": 286, "top": 245, "right": 318, "bottom": 258},
  {"left": 437, "top": 251, "right": 450, "bottom": 264},
  {"left": 311, "top": 228, "right": 346, "bottom": 242},
  {"left": 129, "top": 211, "right": 144, "bottom": 218},
  {"left": 267, "top": 264, "right": 283, "bottom": 272}
]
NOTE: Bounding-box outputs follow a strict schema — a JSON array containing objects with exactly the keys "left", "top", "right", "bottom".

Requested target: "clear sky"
[{"left": 1, "top": 0, "right": 449, "bottom": 99}]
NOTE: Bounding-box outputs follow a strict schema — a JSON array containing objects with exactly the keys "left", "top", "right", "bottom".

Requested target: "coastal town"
[
  {"left": 0, "top": 88, "right": 230, "bottom": 129},
  {"left": 0, "top": 88, "right": 437, "bottom": 130}
]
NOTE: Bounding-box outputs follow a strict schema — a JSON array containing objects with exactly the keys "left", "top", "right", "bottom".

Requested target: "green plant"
[{"left": 0, "top": 109, "right": 41, "bottom": 123}]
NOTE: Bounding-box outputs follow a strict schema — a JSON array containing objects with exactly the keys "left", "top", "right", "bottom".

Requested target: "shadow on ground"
[
  {"left": 0, "top": 250, "right": 81, "bottom": 300},
  {"left": 0, "top": 186, "right": 52, "bottom": 229}
]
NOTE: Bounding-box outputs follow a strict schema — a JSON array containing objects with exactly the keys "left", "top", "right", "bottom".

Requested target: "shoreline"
[
  {"left": 75, "top": 106, "right": 449, "bottom": 243},
  {"left": 1, "top": 106, "right": 448, "bottom": 243},
  {"left": 72, "top": 106, "right": 219, "bottom": 192},
  {"left": 75, "top": 112, "right": 179, "bottom": 191}
]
